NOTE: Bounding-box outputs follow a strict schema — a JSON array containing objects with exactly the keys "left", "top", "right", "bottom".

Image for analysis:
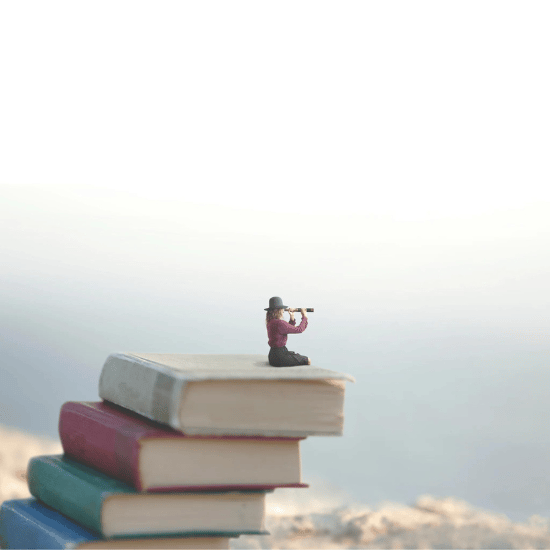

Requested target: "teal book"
[
  {"left": 0, "top": 499, "right": 234, "bottom": 549},
  {"left": 28, "top": 455, "right": 268, "bottom": 539}
]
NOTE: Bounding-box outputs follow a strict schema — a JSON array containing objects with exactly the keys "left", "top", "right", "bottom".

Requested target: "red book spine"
[{"left": 58, "top": 401, "right": 171, "bottom": 490}]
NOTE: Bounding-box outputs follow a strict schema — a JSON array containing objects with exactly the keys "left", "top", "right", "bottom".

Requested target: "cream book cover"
[{"left": 99, "top": 353, "right": 354, "bottom": 437}]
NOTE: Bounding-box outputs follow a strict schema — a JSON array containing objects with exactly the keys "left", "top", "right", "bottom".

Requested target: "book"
[
  {"left": 27, "top": 455, "right": 268, "bottom": 538},
  {"left": 0, "top": 499, "right": 233, "bottom": 549},
  {"left": 59, "top": 400, "right": 308, "bottom": 491},
  {"left": 98, "top": 353, "right": 355, "bottom": 437}
]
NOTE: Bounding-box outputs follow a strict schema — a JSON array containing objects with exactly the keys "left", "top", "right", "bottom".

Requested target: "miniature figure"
[{"left": 265, "top": 296, "right": 311, "bottom": 367}]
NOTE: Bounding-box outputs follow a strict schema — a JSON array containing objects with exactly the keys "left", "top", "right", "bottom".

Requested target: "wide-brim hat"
[{"left": 264, "top": 296, "right": 288, "bottom": 311}]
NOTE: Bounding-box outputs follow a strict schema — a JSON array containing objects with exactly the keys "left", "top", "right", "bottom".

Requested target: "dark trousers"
[{"left": 268, "top": 346, "right": 309, "bottom": 367}]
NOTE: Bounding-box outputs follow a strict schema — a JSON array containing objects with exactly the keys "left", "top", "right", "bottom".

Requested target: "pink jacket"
[{"left": 267, "top": 316, "right": 308, "bottom": 348}]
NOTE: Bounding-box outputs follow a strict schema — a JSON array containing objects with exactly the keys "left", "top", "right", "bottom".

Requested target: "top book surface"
[{"left": 99, "top": 353, "right": 354, "bottom": 437}]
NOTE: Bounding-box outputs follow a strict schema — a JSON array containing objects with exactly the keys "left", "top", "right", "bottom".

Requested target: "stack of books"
[{"left": 0, "top": 353, "right": 353, "bottom": 549}]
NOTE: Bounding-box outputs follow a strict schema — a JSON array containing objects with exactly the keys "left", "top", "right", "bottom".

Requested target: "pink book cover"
[{"left": 59, "top": 401, "right": 309, "bottom": 492}]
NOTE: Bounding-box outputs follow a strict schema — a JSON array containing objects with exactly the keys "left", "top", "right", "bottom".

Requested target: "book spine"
[
  {"left": 27, "top": 457, "right": 105, "bottom": 534},
  {"left": 59, "top": 402, "right": 142, "bottom": 490},
  {"left": 99, "top": 353, "right": 184, "bottom": 430},
  {"left": 0, "top": 499, "right": 100, "bottom": 549},
  {"left": 0, "top": 502, "right": 69, "bottom": 549}
]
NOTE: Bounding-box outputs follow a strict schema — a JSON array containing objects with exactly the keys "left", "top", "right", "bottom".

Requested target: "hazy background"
[{"left": 1, "top": 0, "right": 549, "bottom": 524}]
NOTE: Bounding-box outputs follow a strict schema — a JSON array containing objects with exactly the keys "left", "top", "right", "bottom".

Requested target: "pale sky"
[
  {"left": 1, "top": 2, "right": 550, "bottom": 520},
  {"left": 1, "top": 1, "right": 549, "bottom": 218},
  {"left": 1, "top": 0, "right": 549, "bottom": 339}
]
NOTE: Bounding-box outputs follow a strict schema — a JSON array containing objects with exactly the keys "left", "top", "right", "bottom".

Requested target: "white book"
[{"left": 98, "top": 353, "right": 355, "bottom": 437}]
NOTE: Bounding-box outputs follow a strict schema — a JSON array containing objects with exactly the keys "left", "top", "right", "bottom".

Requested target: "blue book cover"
[
  {"left": 0, "top": 499, "right": 239, "bottom": 549},
  {"left": 0, "top": 498, "right": 102, "bottom": 549}
]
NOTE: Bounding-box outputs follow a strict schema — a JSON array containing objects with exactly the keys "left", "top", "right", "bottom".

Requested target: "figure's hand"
[
  {"left": 287, "top": 308, "right": 296, "bottom": 313},
  {"left": 300, "top": 307, "right": 308, "bottom": 318}
]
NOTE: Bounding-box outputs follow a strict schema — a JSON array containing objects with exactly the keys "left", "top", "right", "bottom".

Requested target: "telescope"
[{"left": 285, "top": 308, "right": 314, "bottom": 312}]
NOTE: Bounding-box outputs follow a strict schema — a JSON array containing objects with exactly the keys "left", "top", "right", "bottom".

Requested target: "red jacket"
[{"left": 267, "top": 316, "right": 308, "bottom": 348}]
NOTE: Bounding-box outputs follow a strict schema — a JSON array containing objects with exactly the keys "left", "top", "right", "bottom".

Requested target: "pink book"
[{"left": 59, "top": 401, "right": 308, "bottom": 492}]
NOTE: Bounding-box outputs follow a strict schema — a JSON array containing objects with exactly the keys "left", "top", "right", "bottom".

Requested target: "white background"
[{"left": 1, "top": 1, "right": 549, "bottom": 521}]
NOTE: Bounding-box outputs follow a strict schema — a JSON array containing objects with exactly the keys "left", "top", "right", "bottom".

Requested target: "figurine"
[{"left": 265, "top": 296, "right": 311, "bottom": 366}]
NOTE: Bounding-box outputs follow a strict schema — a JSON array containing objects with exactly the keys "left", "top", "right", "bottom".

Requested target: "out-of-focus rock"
[
  {"left": 0, "top": 424, "right": 62, "bottom": 503},
  {"left": 233, "top": 493, "right": 550, "bottom": 549}
]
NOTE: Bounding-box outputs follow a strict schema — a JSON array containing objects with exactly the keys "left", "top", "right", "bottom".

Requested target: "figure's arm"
[
  {"left": 288, "top": 309, "right": 296, "bottom": 325},
  {"left": 279, "top": 313, "right": 308, "bottom": 334}
]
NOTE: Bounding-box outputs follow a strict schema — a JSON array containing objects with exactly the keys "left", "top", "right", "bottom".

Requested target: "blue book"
[{"left": 0, "top": 499, "right": 234, "bottom": 549}]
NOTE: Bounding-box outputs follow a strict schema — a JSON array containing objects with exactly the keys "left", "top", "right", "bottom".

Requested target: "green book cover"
[
  {"left": 27, "top": 455, "right": 268, "bottom": 538},
  {"left": 27, "top": 455, "right": 137, "bottom": 534}
]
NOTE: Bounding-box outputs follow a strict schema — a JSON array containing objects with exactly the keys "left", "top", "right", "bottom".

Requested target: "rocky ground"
[
  {"left": 0, "top": 424, "right": 62, "bottom": 504},
  {"left": 237, "top": 493, "right": 550, "bottom": 549}
]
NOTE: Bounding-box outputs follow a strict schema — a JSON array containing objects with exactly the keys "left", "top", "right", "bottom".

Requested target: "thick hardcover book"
[
  {"left": 59, "top": 400, "right": 308, "bottom": 491},
  {"left": 98, "top": 353, "right": 355, "bottom": 437},
  {"left": 27, "top": 455, "right": 268, "bottom": 538},
  {"left": 0, "top": 499, "right": 233, "bottom": 549}
]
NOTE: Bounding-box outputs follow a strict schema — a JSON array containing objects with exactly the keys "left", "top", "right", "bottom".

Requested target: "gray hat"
[{"left": 265, "top": 296, "right": 288, "bottom": 311}]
